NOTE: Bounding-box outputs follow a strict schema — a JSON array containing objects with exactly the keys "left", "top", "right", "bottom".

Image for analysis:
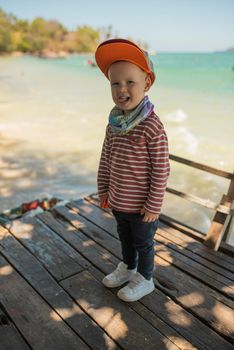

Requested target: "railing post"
[
  {"left": 204, "top": 172, "right": 234, "bottom": 251},
  {"left": 223, "top": 215, "right": 234, "bottom": 243}
]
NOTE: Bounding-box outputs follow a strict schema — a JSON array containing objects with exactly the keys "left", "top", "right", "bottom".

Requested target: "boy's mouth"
[{"left": 118, "top": 96, "right": 130, "bottom": 103}]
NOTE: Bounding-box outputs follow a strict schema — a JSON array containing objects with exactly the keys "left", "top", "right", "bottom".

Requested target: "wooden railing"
[{"left": 166, "top": 154, "right": 234, "bottom": 251}]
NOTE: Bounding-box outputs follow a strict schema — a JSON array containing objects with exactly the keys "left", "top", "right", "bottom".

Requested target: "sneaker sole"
[
  {"left": 117, "top": 284, "right": 155, "bottom": 302},
  {"left": 102, "top": 275, "right": 135, "bottom": 288}
]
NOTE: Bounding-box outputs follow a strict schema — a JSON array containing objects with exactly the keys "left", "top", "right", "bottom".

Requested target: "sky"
[{"left": 0, "top": 0, "right": 233, "bottom": 52}]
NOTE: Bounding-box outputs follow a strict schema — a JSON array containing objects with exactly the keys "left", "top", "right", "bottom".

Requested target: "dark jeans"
[{"left": 112, "top": 210, "right": 158, "bottom": 280}]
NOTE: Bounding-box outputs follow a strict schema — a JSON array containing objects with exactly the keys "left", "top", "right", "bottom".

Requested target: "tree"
[
  {"left": 0, "top": 8, "right": 148, "bottom": 55},
  {"left": 0, "top": 9, "right": 13, "bottom": 52},
  {"left": 75, "top": 26, "right": 100, "bottom": 52}
]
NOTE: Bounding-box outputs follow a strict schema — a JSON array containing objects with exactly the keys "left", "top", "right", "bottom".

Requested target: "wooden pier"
[{"left": 0, "top": 194, "right": 233, "bottom": 349}]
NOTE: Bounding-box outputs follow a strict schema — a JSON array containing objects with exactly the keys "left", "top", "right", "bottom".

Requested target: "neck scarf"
[{"left": 108, "top": 95, "right": 154, "bottom": 135}]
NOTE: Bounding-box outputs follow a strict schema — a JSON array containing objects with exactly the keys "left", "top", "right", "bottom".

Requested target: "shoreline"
[
  {"left": 0, "top": 132, "right": 97, "bottom": 214},
  {"left": 0, "top": 51, "right": 95, "bottom": 59},
  {"left": 1, "top": 49, "right": 234, "bottom": 58}
]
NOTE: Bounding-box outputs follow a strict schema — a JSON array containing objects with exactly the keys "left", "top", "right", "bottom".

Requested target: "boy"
[{"left": 95, "top": 39, "right": 170, "bottom": 302}]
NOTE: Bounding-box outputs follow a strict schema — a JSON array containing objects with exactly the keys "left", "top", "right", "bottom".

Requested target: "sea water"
[{"left": 0, "top": 53, "right": 234, "bottom": 243}]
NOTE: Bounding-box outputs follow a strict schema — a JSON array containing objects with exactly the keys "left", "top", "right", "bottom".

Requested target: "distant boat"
[{"left": 87, "top": 59, "right": 97, "bottom": 67}]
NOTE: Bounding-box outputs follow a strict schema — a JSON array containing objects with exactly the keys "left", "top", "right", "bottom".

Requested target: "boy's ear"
[{"left": 144, "top": 75, "right": 151, "bottom": 91}]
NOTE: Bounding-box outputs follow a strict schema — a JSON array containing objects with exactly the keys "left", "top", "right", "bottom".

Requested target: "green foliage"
[
  {"left": 0, "top": 8, "right": 100, "bottom": 54},
  {"left": 0, "top": 9, "right": 13, "bottom": 52},
  {"left": 75, "top": 26, "right": 99, "bottom": 52},
  {"left": 0, "top": 8, "right": 148, "bottom": 55}
]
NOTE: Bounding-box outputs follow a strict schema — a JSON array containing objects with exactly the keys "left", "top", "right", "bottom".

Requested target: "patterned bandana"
[{"left": 108, "top": 96, "right": 154, "bottom": 135}]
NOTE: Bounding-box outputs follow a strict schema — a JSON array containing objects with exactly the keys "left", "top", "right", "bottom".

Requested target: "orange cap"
[{"left": 95, "top": 38, "right": 155, "bottom": 85}]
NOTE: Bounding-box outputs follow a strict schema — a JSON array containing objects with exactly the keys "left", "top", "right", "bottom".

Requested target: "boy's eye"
[
  {"left": 127, "top": 81, "right": 135, "bottom": 85},
  {"left": 111, "top": 82, "right": 119, "bottom": 86}
]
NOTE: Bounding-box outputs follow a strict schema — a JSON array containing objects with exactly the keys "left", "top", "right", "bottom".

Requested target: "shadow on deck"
[{"left": 0, "top": 194, "right": 233, "bottom": 349}]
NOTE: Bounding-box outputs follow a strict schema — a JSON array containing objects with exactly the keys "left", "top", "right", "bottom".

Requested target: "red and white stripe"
[{"left": 97, "top": 112, "right": 170, "bottom": 214}]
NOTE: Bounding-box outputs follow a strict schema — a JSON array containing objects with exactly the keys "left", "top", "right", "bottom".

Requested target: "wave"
[
  {"left": 164, "top": 109, "right": 199, "bottom": 154},
  {"left": 164, "top": 109, "right": 188, "bottom": 123}
]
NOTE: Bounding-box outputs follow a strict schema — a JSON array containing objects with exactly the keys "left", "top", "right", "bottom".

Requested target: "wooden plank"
[
  {"left": 154, "top": 253, "right": 234, "bottom": 340},
  {"left": 63, "top": 201, "right": 234, "bottom": 341},
  {"left": 217, "top": 239, "right": 234, "bottom": 257},
  {"left": 205, "top": 194, "right": 233, "bottom": 250},
  {"left": 85, "top": 195, "right": 234, "bottom": 274},
  {"left": 5, "top": 216, "right": 89, "bottom": 281},
  {"left": 0, "top": 254, "right": 89, "bottom": 350},
  {"left": 50, "top": 206, "right": 121, "bottom": 256},
  {"left": 0, "top": 302, "right": 30, "bottom": 350},
  {"left": 82, "top": 194, "right": 234, "bottom": 283},
  {"left": 88, "top": 265, "right": 233, "bottom": 350},
  {"left": 140, "top": 284, "right": 234, "bottom": 350},
  {"left": 59, "top": 203, "right": 234, "bottom": 301},
  {"left": 154, "top": 236, "right": 234, "bottom": 296},
  {"left": 66, "top": 200, "right": 234, "bottom": 299},
  {"left": 68, "top": 199, "right": 119, "bottom": 239},
  {"left": 84, "top": 265, "right": 198, "bottom": 350},
  {"left": 160, "top": 213, "right": 234, "bottom": 258},
  {"left": 49, "top": 205, "right": 234, "bottom": 344},
  {"left": 157, "top": 227, "right": 234, "bottom": 281},
  {"left": 169, "top": 154, "right": 233, "bottom": 179},
  {"left": 127, "top": 302, "right": 197, "bottom": 350},
  {"left": 40, "top": 211, "right": 202, "bottom": 349},
  {"left": 60, "top": 269, "right": 180, "bottom": 350},
  {"left": 0, "top": 325, "right": 30, "bottom": 350},
  {"left": 38, "top": 209, "right": 119, "bottom": 276},
  {"left": 158, "top": 222, "right": 234, "bottom": 271},
  {"left": 166, "top": 187, "right": 230, "bottom": 214},
  {"left": 87, "top": 189, "right": 234, "bottom": 256},
  {"left": 0, "top": 226, "right": 122, "bottom": 350}
]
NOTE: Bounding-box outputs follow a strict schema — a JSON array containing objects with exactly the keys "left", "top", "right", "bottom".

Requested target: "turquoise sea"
[{"left": 0, "top": 52, "right": 234, "bottom": 243}]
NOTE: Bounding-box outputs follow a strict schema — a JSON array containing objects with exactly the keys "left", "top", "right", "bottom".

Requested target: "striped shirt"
[{"left": 97, "top": 111, "right": 170, "bottom": 214}]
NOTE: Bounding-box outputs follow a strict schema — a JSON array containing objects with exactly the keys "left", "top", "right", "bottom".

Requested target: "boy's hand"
[
  {"left": 140, "top": 208, "right": 159, "bottom": 222},
  {"left": 99, "top": 194, "right": 108, "bottom": 209}
]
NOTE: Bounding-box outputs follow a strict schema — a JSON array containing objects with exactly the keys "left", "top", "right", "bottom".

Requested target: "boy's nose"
[{"left": 119, "top": 84, "right": 127, "bottom": 92}]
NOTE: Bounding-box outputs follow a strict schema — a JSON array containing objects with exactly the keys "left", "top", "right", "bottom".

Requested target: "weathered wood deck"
[{"left": 0, "top": 195, "right": 234, "bottom": 350}]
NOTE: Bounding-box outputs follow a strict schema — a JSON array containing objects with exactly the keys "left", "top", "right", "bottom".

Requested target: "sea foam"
[{"left": 164, "top": 109, "right": 188, "bottom": 123}]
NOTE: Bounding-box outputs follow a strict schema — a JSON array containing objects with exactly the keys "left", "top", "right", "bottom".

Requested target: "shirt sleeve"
[
  {"left": 97, "top": 126, "right": 111, "bottom": 196},
  {"left": 144, "top": 129, "right": 170, "bottom": 214}
]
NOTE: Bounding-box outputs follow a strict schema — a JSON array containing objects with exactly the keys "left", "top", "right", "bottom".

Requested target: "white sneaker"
[
  {"left": 117, "top": 272, "right": 155, "bottom": 302},
  {"left": 102, "top": 262, "right": 137, "bottom": 288}
]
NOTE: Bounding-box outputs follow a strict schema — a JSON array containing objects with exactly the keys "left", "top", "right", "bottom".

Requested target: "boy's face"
[{"left": 108, "top": 61, "right": 151, "bottom": 115}]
